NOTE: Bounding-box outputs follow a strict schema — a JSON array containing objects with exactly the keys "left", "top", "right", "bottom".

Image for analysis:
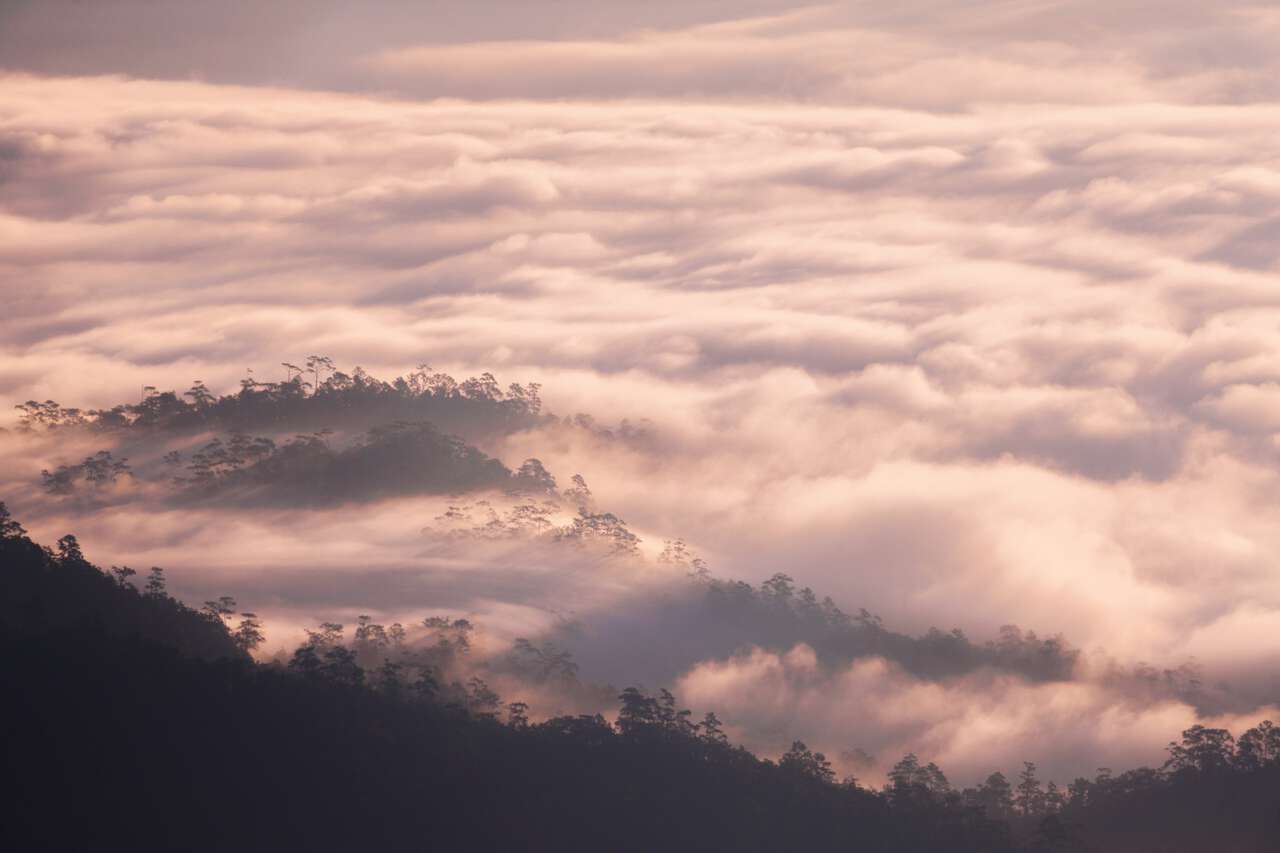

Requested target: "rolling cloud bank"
[{"left": 3, "top": 0, "right": 1280, "bottom": 788}]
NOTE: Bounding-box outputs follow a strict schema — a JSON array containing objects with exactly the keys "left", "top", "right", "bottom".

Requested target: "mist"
[{"left": 3, "top": 1, "right": 1280, "bottom": 838}]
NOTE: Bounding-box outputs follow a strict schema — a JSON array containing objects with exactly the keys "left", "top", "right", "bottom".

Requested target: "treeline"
[
  {"left": 167, "top": 423, "right": 524, "bottom": 505},
  {"left": 432, "top": 485, "right": 642, "bottom": 554},
  {"left": 15, "top": 360, "right": 546, "bottom": 439},
  {"left": 698, "top": 569, "right": 1078, "bottom": 682},
  {"left": 562, "top": 545, "right": 1082, "bottom": 692},
  {"left": 0, "top": 504, "right": 1008, "bottom": 852},
  {"left": 0, "top": 503, "right": 244, "bottom": 660},
  {"left": 2, "top": 506, "right": 1278, "bottom": 851}
]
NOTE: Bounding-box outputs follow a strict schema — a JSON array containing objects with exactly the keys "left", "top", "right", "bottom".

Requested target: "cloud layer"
[{"left": 3, "top": 0, "right": 1280, "bottom": 785}]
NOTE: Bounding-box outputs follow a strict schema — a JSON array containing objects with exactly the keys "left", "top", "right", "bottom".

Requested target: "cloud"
[
  {"left": 8, "top": 2, "right": 1280, "bottom": 106},
  {"left": 675, "top": 644, "right": 1280, "bottom": 786},
  {"left": 4, "top": 0, "right": 1280, "bottom": 784}
]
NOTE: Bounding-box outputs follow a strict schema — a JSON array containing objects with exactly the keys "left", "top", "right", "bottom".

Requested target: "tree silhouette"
[
  {"left": 56, "top": 533, "right": 85, "bottom": 565},
  {"left": 886, "top": 753, "right": 950, "bottom": 806},
  {"left": 143, "top": 567, "right": 168, "bottom": 597},
  {"left": 617, "top": 687, "right": 661, "bottom": 734},
  {"left": 232, "top": 613, "right": 265, "bottom": 653},
  {"left": 4, "top": 509, "right": 1280, "bottom": 852},
  {"left": 110, "top": 565, "right": 137, "bottom": 588},
  {"left": 202, "top": 596, "right": 237, "bottom": 624},
  {"left": 1016, "top": 761, "right": 1044, "bottom": 815},
  {"left": 1165, "top": 725, "right": 1236, "bottom": 775},
  {"left": 781, "top": 740, "right": 836, "bottom": 784},
  {"left": 974, "top": 771, "right": 1014, "bottom": 817},
  {"left": 1236, "top": 721, "right": 1280, "bottom": 770},
  {"left": 305, "top": 355, "right": 335, "bottom": 396},
  {"left": 0, "top": 502, "right": 26, "bottom": 539},
  {"left": 513, "top": 458, "right": 557, "bottom": 495},
  {"left": 563, "top": 473, "right": 593, "bottom": 510},
  {"left": 183, "top": 380, "right": 215, "bottom": 410},
  {"left": 699, "top": 712, "right": 728, "bottom": 745},
  {"left": 507, "top": 701, "right": 530, "bottom": 729}
]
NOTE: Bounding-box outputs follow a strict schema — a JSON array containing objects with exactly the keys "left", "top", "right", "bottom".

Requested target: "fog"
[{"left": 3, "top": 0, "right": 1280, "bottom": 785}]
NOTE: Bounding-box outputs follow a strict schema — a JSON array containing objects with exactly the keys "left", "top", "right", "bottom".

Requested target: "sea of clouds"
[{"left": 3, "top": 0, "right": 1280, "bottom": 785}]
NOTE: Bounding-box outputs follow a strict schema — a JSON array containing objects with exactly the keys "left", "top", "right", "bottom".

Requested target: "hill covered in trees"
[
  {"left": 3, "top": 503, "right": 1278, "bottom": 852},
  {"left": 17, "top": 362, "right": 652, "bottom": 522},
  {"left": 15, "top": 360, "right": 549, "bottom": 440}
]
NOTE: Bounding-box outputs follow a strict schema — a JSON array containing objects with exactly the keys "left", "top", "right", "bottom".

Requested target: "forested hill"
[
  {"left": 2, "top": 502, "right": 1278, "bottom": 852},
  {"left": 14, "top": 362, "right": 551, "bottom": 440},
  {"left": 0, "top": 513, "right": 243, "bottom": 661}
]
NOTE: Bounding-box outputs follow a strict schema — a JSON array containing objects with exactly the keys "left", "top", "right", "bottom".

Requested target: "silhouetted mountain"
[
  {"left": 0, "top": 507, "right": 1012, "bottom": 852},
  {"left": 2, "top": 506, "right": 1278, "bottom": 852},
  {"left": 0, "top": 504, "right": 242, "bottom": 660},
  {"left": 556, "top": 563, "right": 1079, "bottom": 690}
]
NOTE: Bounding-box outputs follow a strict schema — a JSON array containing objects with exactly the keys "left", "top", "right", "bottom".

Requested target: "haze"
[{"left": 3, "top": 0, "right": 1280, "bottom": 788}]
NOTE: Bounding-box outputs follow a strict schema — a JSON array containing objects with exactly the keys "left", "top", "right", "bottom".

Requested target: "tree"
[
  {"left": 412, "top": 665, "right": 440, "bottom": 700},
  {"left": 16, "top": 399, "right": 82, "bottom": 430},
  {"left": 921, "top": 761, "right": 950, "bottom": 795},
  {"left": 699, "top": 712, "right": 729, "bottom": 745},
  {"left": 465, "top": 677, "right": 501, "bottom": 716},
  {"left": 887, "top": 753, "right": 925, "bottom": 803},
  {"left": 305, "top": 355, "right": 335, "bottom": 395},
  {"left": 976, "top": 771, "right": 1013, "bottom": 817},
  {"left": 232, "top": 613, "right": 265, "bottom": 653},
  {"left": 460, "top": 372, "right": 501, "bottom": 400},
  {"left": 887, "top": 753, "right": 922, "bottom": 791},
  {"left": 1065, "top": 777, "right": 1091, "bottom": 808},
  {"left": 421, "top": 616, "right": 472, "bottom": 666},
  {"left": 513, "top": 458, "right": 557, "bottom": 495},
  {"left": 563, "top": 474, "right": 593, "bottom": 510},
  {"left": 110, "top": 566, "right": 137, "bottom": 589},
  {"left": 556, "top": 508, "right": 641, "bottom": 555},
  {"left": 202, "top": 596, "right": 237, "bottom": 624},
  {"left": 617, "top": 687, "right": 660, "bottom": 735},
  {"left": 1236, "top": 720, "right": 1280, "bottom": 770},
  {"left": 505, "top": 381, "right": 542, "bottom": 415},
  {"left": 1165, "top": 725, "right": 1235, "bottom": 775},
  {"left": 56, "top": 534, "right": 85, "bottom": 565},
  {"left": 354, "top": 615, "right": 389, "bottom": 653},
  {"left": 288, "top": 643, "right": 322, "bottom": 677},
  {"left": 886, "top": 753, "right": 949, "bottom": 804},
  {"left": 657, "top": 688, "right": 696, "bottom": 736},
  {"left": 510, "top": 638, "right": 578, "bottom": 684},
  {"left": 780, "top": 741, "right": 835, "bottom": 784},
  {"left": 658, "top": 539, "right": 711, "bottom": 580},
  {"left": 280, "top": 363, "right": 304, "bottom": 387},
  {"left": 41, "top": 465, "right": 76, "bottom": 495},
  {"left": 41, "top": 452, "right": 130, "bottom": 495},
  {"left": 0, "top": 502, "right": 26, "bottom": 539},
  {"left": 144, "top": 567, "right": 168, "bottom": 598},
  {"left": 507, "top": 701, "right": 530, "bottom": 730},
  {"left": 305, "top": 622, "right": 345, "bottom": 648},
  {"left": 81, "top": 450, "right": 130, "bottom": 485},
  {"left": 761, "top": 573, "right": 796, "bottom": 602},
  {"left": 658, "top": 539, "right": 693, "bottom": 565},
  {"left": 377, "top": 659, "right": 405, "bottom": 698},
  {"left": 183, "top": 380, "right": 215, "bottom": 410},
  {"left": 1042, "top": 780, "right": 1065, "bottom": 813},
  {"left": 321, "top": 645, "right": 364, "bottom": 687},
  {"left": 1016, "top": 762, "right": 1044, "bottom": 815}
]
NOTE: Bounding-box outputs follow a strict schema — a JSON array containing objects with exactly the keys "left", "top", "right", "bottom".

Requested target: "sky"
[{"left": 3, "top": 0, "right": 1280, "bottom": 785}]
